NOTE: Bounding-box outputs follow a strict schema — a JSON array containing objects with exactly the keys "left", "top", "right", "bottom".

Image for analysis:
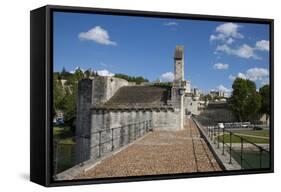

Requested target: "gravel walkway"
[{"left": 76, "top": 119, "right": 221, "bottom": 179}]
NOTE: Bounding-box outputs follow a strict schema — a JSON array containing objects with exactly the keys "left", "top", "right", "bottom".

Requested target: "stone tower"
[
  {"left": 174, "top": 45, "right": 184, "bottom": 86},
  {"left": 171, "top": 45, "right": 185, "bottom": 130}
]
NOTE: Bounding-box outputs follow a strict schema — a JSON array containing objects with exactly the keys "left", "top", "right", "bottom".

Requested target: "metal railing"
[
  {"left": 207, "top": 126, "right": 269, "bottom": 169},
  {"left": 53, "top": 119, "right": 153, "bottom": 175},
  {"left": 53, "top": 138, "right": 76, "bottom": 176},
  {"left": 89, "top": 120, "right": 153, "bottom": 158},
  {"left": 194, "top": 115, "right": 270, "bottom": 169}
]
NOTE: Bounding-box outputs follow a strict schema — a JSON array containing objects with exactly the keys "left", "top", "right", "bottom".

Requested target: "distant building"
[{"left": 210, "top": 90, "right": 228, "bottom": 100}]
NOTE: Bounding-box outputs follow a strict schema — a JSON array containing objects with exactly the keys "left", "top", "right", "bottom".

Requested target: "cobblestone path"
[{"left": 76, "top": 118, "right": 221, "bottom": 179}]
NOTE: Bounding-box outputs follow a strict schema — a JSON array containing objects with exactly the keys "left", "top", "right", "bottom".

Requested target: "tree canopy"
[
  {"left": 53, "top": 67, "right": 98, "bottom": 130},
  {"left": 259, "top": 84, "right": 270, "bottom": 118},
  {"left": 114, "top": 73, "right": 149, "bottom": 84},
  {"left": 230, "top": 78, "right": 261, "bottom": 122}
]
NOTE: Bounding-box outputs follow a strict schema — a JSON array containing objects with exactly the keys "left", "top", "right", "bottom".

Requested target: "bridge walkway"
[{"left": 76, "top": 118, "right": 221, "bottom": 179}]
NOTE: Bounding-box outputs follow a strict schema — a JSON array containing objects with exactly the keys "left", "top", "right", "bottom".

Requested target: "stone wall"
[
  {"left": 89, "top": 109, "right": 150, "bottom": 159},
  {"left": 91, "top": 76, "right": 129, "bottom": 106},
  {"left": 76, "top": 76, "right": 183, "bottom": 163},
  {"left": 184, "top": 96, "right": 200, "bottom": 115},
  {"left": 75, "top": 79, "right": 93, "bottom": 163},
  {"left": 88, "top": 108, "right": 181, "bottom": 160},
  {"left": 151, "top": 109, "right": 180, "bottom": 130},
  {"left": 75, "top": 76, "right": 129, "bottom": 163}
]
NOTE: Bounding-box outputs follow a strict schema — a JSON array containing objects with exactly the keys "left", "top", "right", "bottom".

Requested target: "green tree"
[
  {"left": 53, "top": 78, "right": 64, "bottom": 117},
  {"left": 84, "top": 69, "right": 92, "bottom": 78},
  {"left": 202, "top": 94, "right": 213, "bottom": 102},
  {"left": 114, "top": 73, "right": 149, "bottom": 84},
  {"left": 230, "top": 78, "right": 261, "bottom": 122},
  {"left": 259, "top": 84, "right": 270, "bottom": 120},
  {"left": 152, "top": 82, "right": 172, "bottom": 88}
]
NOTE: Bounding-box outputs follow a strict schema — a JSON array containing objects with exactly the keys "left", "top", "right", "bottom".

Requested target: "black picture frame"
[{"left": 30, "top": 5, "right": 274, "bottom": 187}]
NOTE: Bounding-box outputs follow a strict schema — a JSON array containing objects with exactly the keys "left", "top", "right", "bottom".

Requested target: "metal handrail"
[
  {"left": 53, "top": 119, "right": 153, "bottom": 175},
  {"left": 90, "top": 120, "right": 152, "bottom": 135},
  {"left": 89, "top": 119, "right": 152, "bottom": 157},
  {"left": 193, "top": 115, "right": 270, "bottom": 169}
]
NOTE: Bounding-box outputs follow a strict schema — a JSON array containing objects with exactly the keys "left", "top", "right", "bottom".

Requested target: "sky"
[{"left": 53, "top": 11, "right": 270, "bottom": 94}]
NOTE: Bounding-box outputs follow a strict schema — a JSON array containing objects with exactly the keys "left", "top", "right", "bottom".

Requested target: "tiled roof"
[{"left": 99, "top": 86, "right": 171, "bottom": 109}]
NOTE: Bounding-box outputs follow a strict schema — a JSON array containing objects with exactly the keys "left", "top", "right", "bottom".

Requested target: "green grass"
[
  {"left": 217, "top": 133, "right": 269, "bottom": 144},
  {"left": 53, "top": 125, "right": 76, "bottom": 144},
  {"left": 58, "top": 137, "right": 75, "bottom": 145},
  {"left": 53, "top": 126, "right": 73, "bottom": 138},
  {"left": 232, "top": 130, "right": 269, "bottom": 137},
  {"left": 53, "top": 126, "right": 76, "bottom": 173}
]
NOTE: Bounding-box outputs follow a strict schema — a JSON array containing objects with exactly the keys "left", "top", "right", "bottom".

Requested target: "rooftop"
[{"left": 96, "top": 86, "right": 172, "bottom": 109}]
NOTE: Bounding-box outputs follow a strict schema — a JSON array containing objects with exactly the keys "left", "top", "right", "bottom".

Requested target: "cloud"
[
  {"left": 216, "top": 23, "right": 243, "bottom": 38},
  {"left": 210, "top": 34, "right": 225, "bottom": 41},
  {"left": 213, "top": 63, "right": 229, "bottom": 70},
  {"left": 246, "top": 67, "right": 269, "bottom": 81},
  {"left": 99, "top": 62, "right": 113, "bottom": 68},
  {"left": 229, "top": 67, "right": 269, "bottom": 83},
  {"left": 217, "top": 84, "right": 231, "bottom": 92},
  {"left": 216, "top": 39, "right": 269, "bottom": 59},
  {"left": 78, "top": 26, "right": 117, "bottom": 45},
  {"left": 160, "top": 72, "right": 174, "bottom": 82},
  {"left": 210, "top": 23, "right": 269, "bottom": 60},
  {"left": 70, "top": 66, "right": 84, "bottom": 74},
  {"left": 261, "top": 77, "right": 269, "bottom": 86},
  {"left": 226, "top": 38, "right": 234, "bottom": 44},
  {"left": 237, "top": 72, "right": 247, "bottom": 79},
  {"left": 229, "top": 73, "right": 243, "bottom": 80},
  {"left": 163, "top": 21, "right": 178, "bottom": 26},
  {"left": 255, "top": 40, "right": 269, "bottom": 51},
  {"left": 228, "top": 74, "right": 236, "bottom": 81},
  {"left": 216, "top": 44, "right": 259, "bottom": 59},
  {"left": 210, "top": 22, "right": 243, "bottom": 44},
  {"left": 229, "top": 72, "right": 247, "bottom": 80},
  {"left": 96, "top": 69, "right": 114, "bottom": 76}
]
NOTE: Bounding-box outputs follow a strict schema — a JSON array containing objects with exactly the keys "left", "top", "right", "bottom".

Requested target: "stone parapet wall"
[{"left": 88, "top": 108, "right": 181, "bottom": 160}]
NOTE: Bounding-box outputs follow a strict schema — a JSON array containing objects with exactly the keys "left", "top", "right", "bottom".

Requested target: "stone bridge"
[{"left": 56, "top": 118, "right": 221, "bottom": 180}]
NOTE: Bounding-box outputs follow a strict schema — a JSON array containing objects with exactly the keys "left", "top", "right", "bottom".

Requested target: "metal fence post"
[
  {"left": 217, "top": 126, "right": 220, "bottom": 149},
  {"left": 213, "top": 128, "right": 216, "bottom": 144},
  {"left": 145, "top": 121, "right": 148, "bottom": 132},
  {"left": 222, "top": 128, "right": 225, "bottom": 155},
  {"left": 150, "top": 120, "right": 153, "bottom": 132},
  {"left": 54, "top": 140, "right": 59, "bottom": 175},
  {"left": 241, "top": 138, "right": 243, "bottom": 169},
  {"left": 229, "top": 132, "right": 232, "bottom": 164},
  {"left": 128, "top": 124, "right": 131, "bottom": 143},
  {"left": 259, "top": 147, "right": 263, "bottom": 168},
  {"left": 81, "top": 135, "right": 85, "bottom": 165},
  {"left": 134, "top": 123, "right": 136, "bottom": 140},
  {"left": 138, "top": 122, "right": 141, "bottom": 137},
  {"left": 98, "top": 130, "right": 102, "bottom": 158},
  {"left": 111, "top": 128, "right": 114, "bottom": 151}
]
